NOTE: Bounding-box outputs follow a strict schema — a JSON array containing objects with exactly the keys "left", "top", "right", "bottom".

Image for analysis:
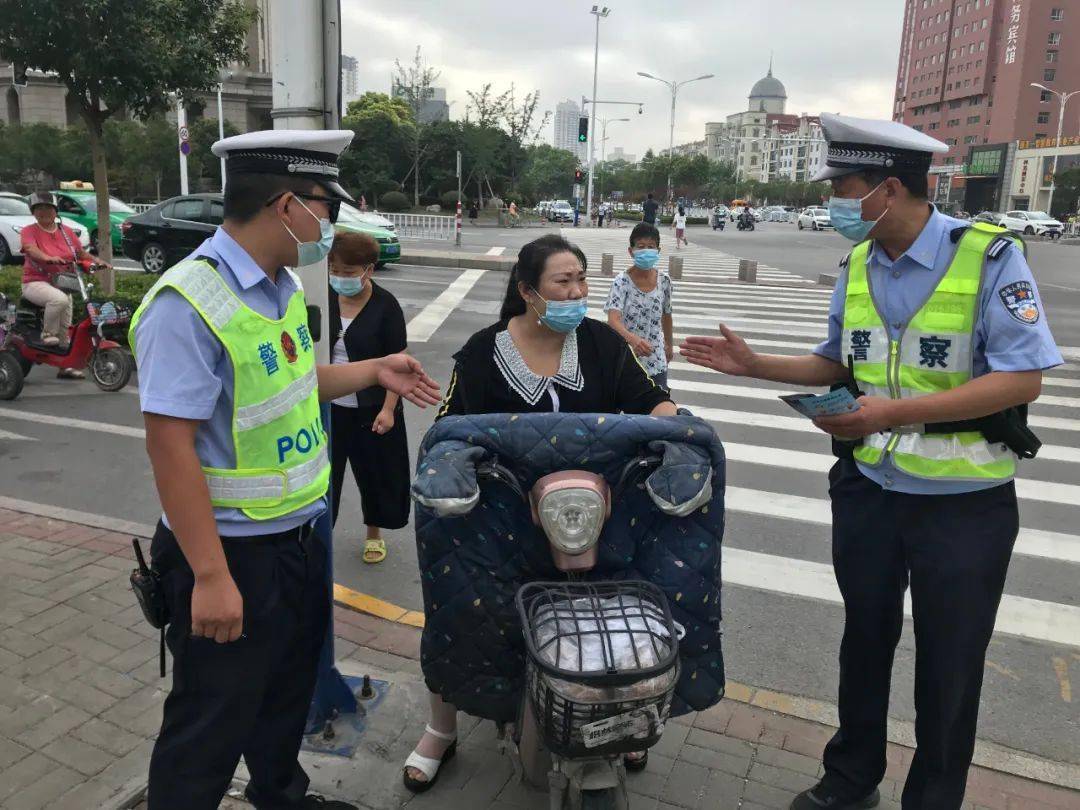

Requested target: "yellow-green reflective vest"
[
  {"left": 130, "top": 259, "right": 329, "bottom": 520},
  {"left": 841, "top": 223, "right": 1020, "bottom": 482}
]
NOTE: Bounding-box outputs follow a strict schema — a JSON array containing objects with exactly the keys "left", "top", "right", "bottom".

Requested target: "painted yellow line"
[{"left": 333, "top": 583, "right": 411, "bottom": 624}]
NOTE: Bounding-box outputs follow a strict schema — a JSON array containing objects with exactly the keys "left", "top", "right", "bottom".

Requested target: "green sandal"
[{"left": 363, "top": 538, "right": 387, "bottom": 564}]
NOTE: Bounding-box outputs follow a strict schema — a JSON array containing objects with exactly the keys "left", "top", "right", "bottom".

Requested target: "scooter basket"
[{"left": 516, "top": 581, "right": 679, "bottom": 759}]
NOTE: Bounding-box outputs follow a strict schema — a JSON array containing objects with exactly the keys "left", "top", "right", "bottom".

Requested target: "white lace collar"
[{"left": 493, "top": 328, "right": 585, "bottom": 406}]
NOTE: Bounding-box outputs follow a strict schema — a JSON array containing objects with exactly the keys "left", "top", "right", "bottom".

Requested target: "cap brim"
[
  {"left": 321, "top": 180, "right": 354, "bottom": 202},
  {"left": 812, "top": 165, "right": 862, "bottom": 182}
]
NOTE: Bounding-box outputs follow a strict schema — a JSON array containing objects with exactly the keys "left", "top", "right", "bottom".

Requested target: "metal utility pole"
[
  {"left": 585, "top": 5, "right": 609, "bottom": 226},
  {"left": 1030, "top": 83, "right": 1079, "bottom": 215},
  {"left": 176, "top": 98, "right": 189, "bottom": 195},
  {"left": 637, "top": 71, "right": 714, "bottom": 202},
  {"left": 216, "top": 85, "right": 226, "bottom": 190},
  {"left": 269, "top": 0, "right": 358, "bottom": 733}
]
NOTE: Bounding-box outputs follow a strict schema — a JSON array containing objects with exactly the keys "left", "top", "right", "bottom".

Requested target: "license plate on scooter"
[{"left": 580, "top": 705, "right": 662, "bottom": 749}]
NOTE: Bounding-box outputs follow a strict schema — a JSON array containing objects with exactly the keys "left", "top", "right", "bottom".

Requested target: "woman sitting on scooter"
[
  {"left": 20, "top": 192, "right": 109, "bottom": 378},
  {"left": 404, "top": 234, "right": 678, "bottom": 793}
]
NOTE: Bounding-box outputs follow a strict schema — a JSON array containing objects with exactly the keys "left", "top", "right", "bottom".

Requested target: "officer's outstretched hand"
[
  {"left": 377, "top": 353, "right": 441, "bottom": 408},
  {"left": 191, "top": 571, "right": 244, "bottom": 644},
  {"left": 813, "top": 396, "right": 898, "bottom": 439},
  {"left": 679, "top": 324, "right": 758, "bottom": 377}
]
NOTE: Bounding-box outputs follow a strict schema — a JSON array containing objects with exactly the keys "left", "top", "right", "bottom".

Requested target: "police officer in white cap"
[
  {"left": 682, "top": 113, "right": 1062, "bottom": 809},
  {"left": 130, "top": 130, "right": 440, "bottom": 810}
]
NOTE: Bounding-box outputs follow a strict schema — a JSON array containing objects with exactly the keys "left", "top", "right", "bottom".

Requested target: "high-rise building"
[
  {"left": 608, "top": 146, "right": 637, "bottom": 164},
  {"left": 341, "top": 55, "right": 359, "bottom": 107},
  {"left": 554, "top": 99, "right": 588, "bottom": 163},
  {"left": 893, "top": 0, "right": 1079, "bottom": 210},
  {"left": 391, "top": 83, "right": 450, "bottom": 123}
]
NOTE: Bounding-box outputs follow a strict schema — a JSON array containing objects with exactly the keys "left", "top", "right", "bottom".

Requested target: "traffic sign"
[
  {"left": 178, "top": 126, "right": 190, "bottom": 141},
  {"left": 180, "top": 141, "right": 191, "bottom": 155}
]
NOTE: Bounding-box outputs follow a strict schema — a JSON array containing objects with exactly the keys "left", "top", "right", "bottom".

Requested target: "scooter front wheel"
[
  {"left": 89, "top": 347, "right": 133, "bottom": 392},
  {"left": 0, "top": 351, "right": 25, "bottom": 400}
]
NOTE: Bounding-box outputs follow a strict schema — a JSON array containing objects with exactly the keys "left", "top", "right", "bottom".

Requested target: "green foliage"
[
  {"left": 520, "top": 145, "right": 580, "bottom": 201},
  {"left": 1053, "top": 166, "right": 1080, "bottom": 218},
  {"left": 439, "top": 190, "right": 468, "bottom": 210},
  {"left": 378, "top": 191, "right": 411, "bottom": 212}
]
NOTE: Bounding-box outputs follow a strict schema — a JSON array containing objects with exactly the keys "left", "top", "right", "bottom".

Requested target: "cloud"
[{"left": 341, "top": 0, "right": 903, "bottom": 155}]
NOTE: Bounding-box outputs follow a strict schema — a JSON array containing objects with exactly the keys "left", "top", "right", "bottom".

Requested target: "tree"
[
  {"left": 393, "top": 46, "right": 440, "bottom": 207},
  {"left": 0, "top": 0, "right": 254, "bottom": 291},
  {"left": 188, "top": 116, "right": 240, "bottom": 192},
  {"left": 520, "top": 144, "right": 580, "bottom": 201},
  {"left": 500, "top": 84, "right": 550, "bottom": 192},
  {"left": 1053, "top": 166, "right": 1080, "bottom": 218},
  {"left": 340, "top": 93, "right": 417, "bottom": 204}
]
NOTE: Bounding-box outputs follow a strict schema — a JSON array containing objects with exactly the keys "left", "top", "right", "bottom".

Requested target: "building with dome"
[{"left": 705, "top": 62, "right": 824, "bottom": 183}]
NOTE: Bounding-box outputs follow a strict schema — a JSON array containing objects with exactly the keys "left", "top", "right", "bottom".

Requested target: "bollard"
[
  {"left": 737, "top": 259, "right": 757, "bottom": 283},
  {"left": 601, "top": 253, "right": 614, "bottom": 276},
  {"left": 668, "top": 255, "right": 683, "bottom": 280}
]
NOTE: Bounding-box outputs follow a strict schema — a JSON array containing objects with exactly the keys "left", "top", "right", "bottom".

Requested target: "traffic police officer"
[
  {"left": 130, "top": 129, "right": 440, "bottom": 810},
  {"left": 681, "top": 113, "right": 1062, "bottom": 810}
]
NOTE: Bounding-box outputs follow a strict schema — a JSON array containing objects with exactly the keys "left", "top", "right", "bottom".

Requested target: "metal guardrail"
[{"left": 374, "top": 211, "right": 456, "bottom": 241}]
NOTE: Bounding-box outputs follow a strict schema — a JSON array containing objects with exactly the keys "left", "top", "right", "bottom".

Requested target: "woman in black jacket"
[{"left": 328, "top": 231, "right": 410, "bottom": 563}]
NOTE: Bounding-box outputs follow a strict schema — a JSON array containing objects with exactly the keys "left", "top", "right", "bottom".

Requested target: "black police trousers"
[
  {"left": 147, "top": 520, "right": 330, "bottom": 810},
  {"left": 821, "top": 460, "right": 1018, "bottom": 810}
]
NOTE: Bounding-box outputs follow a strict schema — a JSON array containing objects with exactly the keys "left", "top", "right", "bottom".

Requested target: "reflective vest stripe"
[
  {"left": 235, "top": 368, "right": 318, "bottom": 431},
  {"left": 204, "top": 444, "right": 330, "bottom": 507}
]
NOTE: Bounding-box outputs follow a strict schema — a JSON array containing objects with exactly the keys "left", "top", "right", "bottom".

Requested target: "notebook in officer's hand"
[{"left": 780, "top": 388, "right": 861, "bottom": 418}]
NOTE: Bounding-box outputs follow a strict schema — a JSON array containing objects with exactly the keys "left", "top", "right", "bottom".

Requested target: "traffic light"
[
  {"left": 578, "top": 117, "right": 589, "bottom": 143},
  {"left": 574, "top": 169, "right": 584, "bottom": 183},
  {"left": 12, "top": 63, "right": 27, "bottom": 87}
]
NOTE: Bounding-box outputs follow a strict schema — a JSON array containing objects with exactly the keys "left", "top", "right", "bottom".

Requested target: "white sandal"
[{"left": 403, "top": 724, "right": 458, "bottom": 793}]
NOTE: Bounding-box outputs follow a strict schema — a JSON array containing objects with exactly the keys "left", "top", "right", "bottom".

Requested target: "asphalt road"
[{"left": 2, "top": 223, "right": 1078, "bottom": 768}]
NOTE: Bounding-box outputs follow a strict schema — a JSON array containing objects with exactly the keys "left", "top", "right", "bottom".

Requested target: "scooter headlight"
[{"left": 537, "top": 488, "right": 606, "bottom": 555}]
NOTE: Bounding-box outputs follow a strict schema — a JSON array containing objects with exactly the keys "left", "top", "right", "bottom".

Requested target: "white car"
[
  {"left": 343, "top": 205, "right": 395, "bottom": 232},
  {"left": 549, "top": 201, "right": 575, "bottom": 223},
  {"left": 0, "top": 192, "right": 90, "bottom": 263},
  {"left": 1000, "top": 210, "right": 1064, "bottom": 238},
  {"left": 797, "top": 207, "right": 832, "bottom": 231}
]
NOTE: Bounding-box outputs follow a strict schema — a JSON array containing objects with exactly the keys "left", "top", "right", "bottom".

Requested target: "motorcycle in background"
[{"left": 0, "top": 259, "right": 133, "bottom": 400}]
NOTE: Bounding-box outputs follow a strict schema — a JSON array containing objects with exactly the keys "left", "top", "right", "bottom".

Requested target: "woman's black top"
[
  {"left": 328, "top": 281, "right": 407, "bottom": 408},
  {"left": 438, "top": 317, "right": 672, "bottom": 418}
]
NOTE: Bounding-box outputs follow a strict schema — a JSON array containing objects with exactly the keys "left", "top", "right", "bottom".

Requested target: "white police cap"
[
  {"left": 211, "top": 129, "right": 356, "bottom": 201},
  {"left": 813, "top": 113, "right": 949, "bottom": 182}
]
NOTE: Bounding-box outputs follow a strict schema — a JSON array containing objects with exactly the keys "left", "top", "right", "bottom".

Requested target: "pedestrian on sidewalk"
[
  {"left": 328, "top": 231, "right": 410, "bottom": 564},
  {"left": 604, "top": 222, "right": 673, "bottom": 390},
  {"left": 673, "top": 204, "right": 688, "bottom": 249},
  {"left": 681, "top": 113, "right": 1063, "bottom": 810},
  {"left": 597, "top": 202, "right": 606, "bottom": 228},
  {"left": 129, "top": 129, "right": 440, "bottom": 810}
]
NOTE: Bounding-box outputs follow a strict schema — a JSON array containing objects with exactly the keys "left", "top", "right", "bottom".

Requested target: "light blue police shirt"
[
  {"left": 134, "top": 228, "right": 327, "bottom": 536},
  {"left": 814, "top": 207, "right": 1063, "bottom": 495}
]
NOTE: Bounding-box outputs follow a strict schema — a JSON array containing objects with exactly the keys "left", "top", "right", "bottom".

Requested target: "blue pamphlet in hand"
[{"left": 780, "top": 388, "right": 861, "bottom": 418}]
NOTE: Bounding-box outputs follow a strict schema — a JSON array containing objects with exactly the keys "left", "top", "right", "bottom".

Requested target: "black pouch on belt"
[{"left": 130, "top": 539, "right": 169, "bottom": 676}]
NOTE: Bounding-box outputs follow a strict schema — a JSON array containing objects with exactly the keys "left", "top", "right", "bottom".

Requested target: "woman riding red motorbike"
[{"left": 20, "top": 191, "right": 111, "bottom": 378}]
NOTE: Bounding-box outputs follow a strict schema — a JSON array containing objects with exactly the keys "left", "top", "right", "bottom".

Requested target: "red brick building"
[{"left": 892, "top": 1, "right": 1079, "bottom": 209}]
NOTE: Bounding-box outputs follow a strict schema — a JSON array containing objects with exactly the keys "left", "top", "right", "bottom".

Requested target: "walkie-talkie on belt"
[{"left": 130, "top": 539, "right": 169, "bottom": 677}]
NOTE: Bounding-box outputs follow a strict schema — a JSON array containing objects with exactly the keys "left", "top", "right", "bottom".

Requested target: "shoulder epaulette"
[
  {"left": 839, "top": 252, "right": 852, "bottom": 269},
  {"left": 987, "top": 235, "right": 1017, "bottom": 260},
  {"left": 949, "top": 226, "right": 969, "bottom": 244},
  {"left": 193, "top": 254, "right": 219, "bottom": 269}
]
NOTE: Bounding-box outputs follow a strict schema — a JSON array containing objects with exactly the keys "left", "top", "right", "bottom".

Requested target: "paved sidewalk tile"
[{"left": 0, "top": 513, "right": 1078, "bottom": 810}]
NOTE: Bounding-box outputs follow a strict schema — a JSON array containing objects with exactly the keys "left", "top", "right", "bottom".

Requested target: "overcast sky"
[{"left": 341, "top": 1, "right": 903, "bottom": 157}]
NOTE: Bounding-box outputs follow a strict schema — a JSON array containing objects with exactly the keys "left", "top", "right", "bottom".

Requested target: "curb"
[
  {"left": 399, "top": 248, "right": 515, "bottom": 272},
  {"left": 4, "top": 505, "right": 1079, "bottom": 793}
]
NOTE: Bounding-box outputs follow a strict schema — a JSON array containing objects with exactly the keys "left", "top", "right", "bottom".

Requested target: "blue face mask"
[
  {"left": 329, "top": 273, "right": 366, "bottom": 297},
  {"left": 531, "top": 290, "right": 588, "bottom": 334},
  {"left": 828, "top": 181, "right": 889, "bottom": 242},
  {"left": 632, "top": 248, "right": 660, "bottom": 269},
  {"left": 283, "top": 196, "right": 335, "bottom": 266}
]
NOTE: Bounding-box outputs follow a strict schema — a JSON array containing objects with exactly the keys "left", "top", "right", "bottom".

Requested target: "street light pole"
[
  {"left": 585, "top": 6, "right": 609, "bottom": 227},
  {"left": 1030, "top": 83, "right": 1079, "bottom": 215},
  {"left": 637, "top": 71, "right": 715, "bottom": 203},
  {"left": 216, "top": 84, "right": 227, "bottom": 191}
]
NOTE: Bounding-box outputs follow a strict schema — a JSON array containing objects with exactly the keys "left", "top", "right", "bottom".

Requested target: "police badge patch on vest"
[{"left": 998, "top": 281, "right": 1040, "bottom": 325}]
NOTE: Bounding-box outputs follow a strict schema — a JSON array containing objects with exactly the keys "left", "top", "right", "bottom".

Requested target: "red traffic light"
[{"left": 574, "top": 169, "right": 584, "bottom": 183}]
